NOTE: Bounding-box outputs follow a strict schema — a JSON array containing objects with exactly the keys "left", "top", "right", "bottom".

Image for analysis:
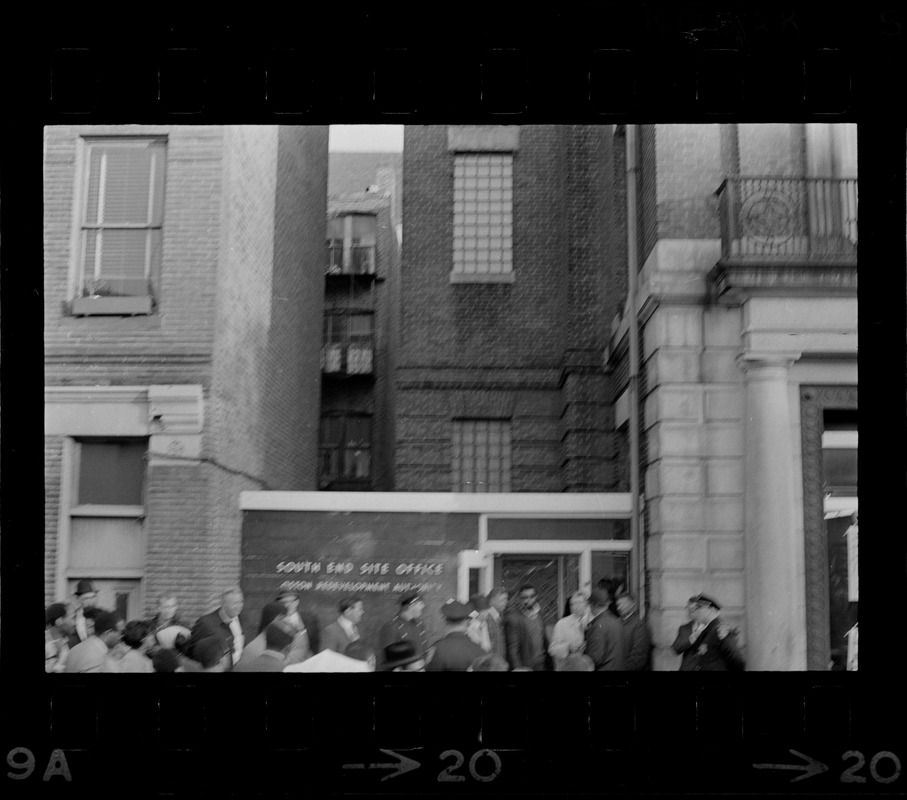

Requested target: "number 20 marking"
[
  {"left": 438, "top": 749, "right": 502, "bottom": 783},
  {"left": 842, "top": 751, "right": 901, "bottom": 784}
]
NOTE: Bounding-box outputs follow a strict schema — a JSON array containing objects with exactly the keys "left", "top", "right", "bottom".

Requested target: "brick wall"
[
  {"left": 44, "top": 437, "right": 65, "bottom": 605},
  {"left": 398, "top": 125, "right": 620, "bottom": 492},
  {"left": 43, "top": 126, "right": 223, "bottom": 389}
]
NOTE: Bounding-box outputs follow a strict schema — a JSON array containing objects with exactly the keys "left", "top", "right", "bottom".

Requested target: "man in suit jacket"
[
  {"left": 378, "top": 590, "right": 428, "bottom": 668},
  {"left": 504, "top": 584, "right": 551, "bottom": 671},
  {"left": 67, "top": 579, "right": 100, "bottom": 649},
  {"left": 65, "top": 610, "right": 124, "bottom": 673},
  {"left": 426, "top": 601, "right": 487, "bottom": 671},
  {"left": 320, "top": 596, "right": 364, "bottom": 653},
  {"left": 484, "top": 588, "right": 508, "bottom": 661},
  {"left": 232, "top": 621, "right": 295, "bottom": 672},
  {"left": 276, "top": 590, "right": 321, "bottom": 656},
  {"left": 672, "top": 597, "right": 704, "bottom": 670},
  {"left": 187, "top": 587, "right": 246, "bottom": 670},
  {"left": 584, "top": 588, "right": 624, "bottom": 671},
  {"left": 616, "top": 591, "right": 652, "bottom": 670},
  {"left": 685, "top": 594, "right": 746, "bottom": 671}
]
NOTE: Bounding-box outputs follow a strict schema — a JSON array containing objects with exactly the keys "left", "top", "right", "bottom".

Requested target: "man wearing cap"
[
  {"left": 67, "top": 579, "right": 99, "bottom": 648},
  {"left": 425, "top": 600, "right": 486, "bottom": 672},
  {"left": 187, "top": 587, "right": 246, "bottom": 670},
  {"left": 504, "top": 584, "right": 552, "bottom": 671},
  {"left": 380, "top": 640, "right": 427, "bottom": 672},
  {"left": 671, "top": 597, "right": 704, "bottom": 670},
  {"left": 276, "top": 590, "right": 321, "bottom": 657},
  {"left": 377, "top": 590, "right": 428, "bottom": 669},
  {"left": 685, "top": 594, "right": 746, "bottom": 671}
]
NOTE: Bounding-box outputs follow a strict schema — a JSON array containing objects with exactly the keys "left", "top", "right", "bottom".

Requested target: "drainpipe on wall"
[{"left": 624, "top": 125, "right": 645, "bottom": 615}]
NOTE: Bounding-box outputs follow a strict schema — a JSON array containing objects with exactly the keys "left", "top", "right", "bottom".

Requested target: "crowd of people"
[{"left": 45, "top": 578, "right": 745, "bottom": 673}]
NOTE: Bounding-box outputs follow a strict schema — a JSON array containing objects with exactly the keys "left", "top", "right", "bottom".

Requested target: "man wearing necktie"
[{"left": 187, "top": 587, "right": 246, "bottom": 670}]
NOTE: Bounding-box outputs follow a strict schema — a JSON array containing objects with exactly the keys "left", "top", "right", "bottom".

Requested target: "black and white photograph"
[{"left": 42, "top": 121, "right": 858, "bottom": 674}]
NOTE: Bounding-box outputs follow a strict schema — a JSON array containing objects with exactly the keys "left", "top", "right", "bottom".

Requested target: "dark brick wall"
[
  {"left": 398, "top": 125, "right": 621, "bottom": 492},
  {"left": 44, "top": 437, "right": 64, "bottom": 605},
  {"left": 639, "top": 125, "right": 658, "bottom": 267}
]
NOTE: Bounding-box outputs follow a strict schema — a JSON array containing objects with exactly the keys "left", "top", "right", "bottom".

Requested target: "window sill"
[
  {"left": 70, "top": 505, "right": 145, "bottom": 518},
  {"left": 449, "top": 273, "right": 515, "bottom": 284},
  {"left": 71, "top": 296, "right": 154, "bottom": 316}
]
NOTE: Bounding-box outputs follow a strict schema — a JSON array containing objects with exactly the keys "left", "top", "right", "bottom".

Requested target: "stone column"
[{"left": 738, "top": 352, "right": 803, "bottom": 670}]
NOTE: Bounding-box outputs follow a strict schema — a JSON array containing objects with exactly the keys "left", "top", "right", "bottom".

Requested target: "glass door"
[{"left": 493, "top": 554, "right": 580, "bottom": 635}]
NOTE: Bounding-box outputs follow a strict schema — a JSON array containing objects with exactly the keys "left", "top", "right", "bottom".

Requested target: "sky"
[{"left": 329, "top": 125, "right": 404, "bottom": 152}]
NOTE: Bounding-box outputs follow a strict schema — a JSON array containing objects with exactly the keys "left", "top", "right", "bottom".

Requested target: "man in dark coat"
[
  {"left": 232, "top": 621, "right": 295, "bottom": 673},
  {"left": 484, "top": 587, "right": 508, "bottom": 661},
  {"left": 584, "top": 587, "right": 624, "bottom": 671},
  {"left": 616, "top": 591, "right": 652, "bottom": 670},
  {"left": 67, "top": 579, "right": 100, "bottom": 648},
  {"left": 504, "top": 584, "right": 551, "bottom": 671},
  {"left": 684, "top": 594, "right": 746, "bottom": 671},
  {"left": 672, "top": 597, "right": 703, "bottom": 670},
  {"left": 426, "top": 600, "right": 486, "bottom": 672},
  {"left": 187, "top": 587, "right": 246, "bottom": 670},
  {"left": 377, "top": 590, "right": 428, "bottom": 668}
]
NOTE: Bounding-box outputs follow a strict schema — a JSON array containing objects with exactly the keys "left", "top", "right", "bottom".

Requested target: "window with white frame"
[
  {"left": 77, "top": 138, "right": 166, "bottom": 301},
  {"left": 452, "top": 419, "right": 512, "bottom": 492},
  {"left": 453, "top": 154, "right": 513, "bottom": 275},
  {"left": 327, "top": 214, "right": 378, "bottom": 275},
  {"left": 68, "top": 439, "right": 147, "bottom": 582}
]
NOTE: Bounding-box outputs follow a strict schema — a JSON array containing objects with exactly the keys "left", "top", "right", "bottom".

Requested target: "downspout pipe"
[{"left": 625, "top": 126, "right": 644, "bottom": 614}]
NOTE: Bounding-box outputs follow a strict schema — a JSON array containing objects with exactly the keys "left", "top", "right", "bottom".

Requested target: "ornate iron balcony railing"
[{"left": 717, "top": 176, "right": 857, "bottom": 263}]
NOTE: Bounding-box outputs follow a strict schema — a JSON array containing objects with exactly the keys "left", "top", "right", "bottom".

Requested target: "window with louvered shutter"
[{"left": 79, "top": 138, "right": 166, "bottom": 299}]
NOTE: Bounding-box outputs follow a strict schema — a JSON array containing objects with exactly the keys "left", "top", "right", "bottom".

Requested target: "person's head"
[
  {"left": 399, "top": 591, "right": 424, "bottom": 621},
  {"left": 221, "top": 588, "right": 244, "bottom": 619},
  {"left": 157, "top": 596, "right": 178, "bottom": 623},
  {"left": 692, "top": 594, "right": 721, "bottom": 623},
  {"left": 93, "top": 611, "right": 124, "bottom": 649},
  {"left": 196, "top": 637, "right": 229, "bottom": 671},
  {"left": 258, "top": 601, "right": 288, "bottom": 635},
  {"left": 344, "top": 641, "right": 376, "bottom": 671},
  {"left": 276, "top": 591, "right": 300, "bottom": 615},
  {"left": 518, "top": 584, "right": 538, "bottom": 610},
  {"left": 487, "top": 587, "right": 509, "bottom": 615},
  {"left": 339, "top": 597, "right": 364, "bottom": 624},
  {"left": 469, "top": 593, "right": 489, "bottom": 614},
  {"left": 264, "top": 620, "right": 295, "bottom": 655},
  {"left": 152, "top": 649, "right": 182, "bottom": 673},
  {"left": 568, "top": 591, "right": 589, "bottom": 618},
  {"left": 123, "top": 620, "right": 150, "bottom": 651},
  {"left": 83, "top": 606, "right": 103, "bottom": 637},
  {"left": 562, "top": 654, "right": 595, "bottom": 672},
  {"left": 468, "top": 654, "right": 508, "bottom": 672},
  {"left": 685, "top": 597, "right": 699, "bottom": 621},
  {"left": 596, "top": 577, "right": 618, "bottom": 603},
  {"left": 616, "top": 592, "right": 637, "bottom": 617},
  {"left": 381, "top": 640, "right": 426, "bottom": 672},
  {"left": 74, "top": 579, "right": 98, "bottom": 610},
  {"left": 589, "top": 588, "right": 611, "bottom": 612},
  {"left": 45, "top": 603, "right": 70, "bottom": 632},
  {"left": 440, "top": 600, "right": 472, "bottom": 631}
]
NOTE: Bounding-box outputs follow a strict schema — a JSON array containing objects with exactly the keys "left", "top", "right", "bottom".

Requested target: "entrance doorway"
[{"left": 494, "top": 554, "right": 579, "bottom": 630}]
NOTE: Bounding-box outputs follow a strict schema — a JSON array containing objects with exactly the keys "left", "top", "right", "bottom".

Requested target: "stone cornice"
[{"left": 710, "top": 262, "right": 858, "bottom": 303}]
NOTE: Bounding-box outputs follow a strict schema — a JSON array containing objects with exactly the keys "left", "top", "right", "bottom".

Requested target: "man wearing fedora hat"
[
  {"left": 378, "top": 590, "right": 428, "bottom": 669},
  {"left": 380, "top": 640, "right": 427, "bottom": 672},
  {"left": 683, "top": 593, "right": 746, "bottom": 671},
  {"left": 67, "top": 579, "right": 100, "bottom": 649},
  {"left": 425, "top": 600, "right": 486, "bottom": 672}
]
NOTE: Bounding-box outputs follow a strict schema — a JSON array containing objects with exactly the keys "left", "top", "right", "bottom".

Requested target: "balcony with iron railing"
[
  {"left": 717, "top": 176, "right": 857, "bottom": 265},
  {"left": 326, "top": 244, "right": 377, "bottom": 278}
]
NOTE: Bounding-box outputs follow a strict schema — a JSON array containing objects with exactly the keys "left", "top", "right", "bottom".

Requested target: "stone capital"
[{"left": 735, "top": 351, "right": 801, "bottom": 375}]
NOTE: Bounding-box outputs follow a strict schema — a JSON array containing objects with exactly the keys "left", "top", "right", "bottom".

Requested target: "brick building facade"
[{"left": 43, "top": 125, "right": 328, "bottom": 621}]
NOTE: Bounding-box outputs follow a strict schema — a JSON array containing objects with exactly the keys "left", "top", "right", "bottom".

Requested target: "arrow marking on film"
[
  {"left": 753, "top": 749, "right": 828, "bottom": 782},
  {"left": 342, "top": 749, "right": 421, "bottom": 781}
]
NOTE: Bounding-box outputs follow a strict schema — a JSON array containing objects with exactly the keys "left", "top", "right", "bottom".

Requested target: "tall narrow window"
[
  {"left": 452, "top": 419, "right": 512, "bottom": 492},
  {"left": 77, "top": 138, "right": 166, "bottom": 305},
  {"left": 319, "top": 414, "right": 372, "bottom": 487},
  {"left": 453, "top": 154, "right": 513, "bottom": 276}
]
